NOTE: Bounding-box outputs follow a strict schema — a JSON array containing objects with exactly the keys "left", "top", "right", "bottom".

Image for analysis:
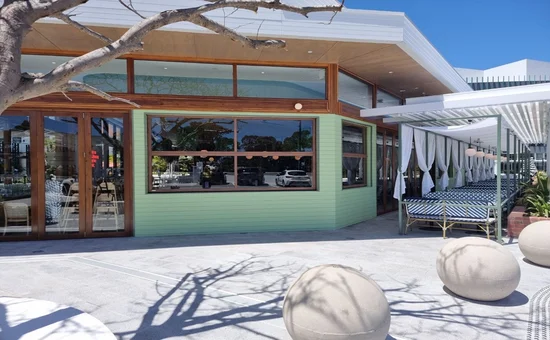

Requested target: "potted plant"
[{"left": 508, "top": 171, "right": 550, "bottom": 237}]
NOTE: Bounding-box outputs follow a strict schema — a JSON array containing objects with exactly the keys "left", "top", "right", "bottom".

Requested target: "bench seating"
[{"left": 403, "top": 198, "right": 496, "bottom": 239}]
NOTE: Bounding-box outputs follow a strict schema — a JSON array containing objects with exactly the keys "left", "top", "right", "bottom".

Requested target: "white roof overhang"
[
  {"left": 360, "top": 83, "right": 550, "bottom": 149},
  {"left": 33, "top": 0, "right": 471, "bottom": 93}
]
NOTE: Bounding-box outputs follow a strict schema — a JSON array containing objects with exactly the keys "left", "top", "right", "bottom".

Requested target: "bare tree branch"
[
  {"left": 51, "top": 13, "right": 113, "bottom": 43},
  {"left": 118, "top": 0, "right": 146, "bottom": 19},
  {"left": 61, "top": 81, "right": 140, "bottom": 107},
  {"left": 1, "top": 0, "right": 344, "bottom": 112},
  {"left": 189, "top": 14, "right": 284, "bottom": 49}
]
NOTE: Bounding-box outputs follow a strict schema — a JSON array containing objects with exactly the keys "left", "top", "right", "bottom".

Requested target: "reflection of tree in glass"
[
  {"left": 135, "top": 76, "right": 232, "bottom": 96},
  {"left": 240, "top": 135, "right": 278, "bottom": 151},
  {"left": 282, "top": 130, "right": 312, "bottom": 151},
  {"left": 82, "top": 74, "right": 128, "bottom": 93},
  {"left": 152, "top": 156, "right": 168, "bottom": 173},
  {"left": 151, "top": 118, "right": 233, "bottom": 151},
  {"left": 176, "top": 121, "right": 233, "bottom": 151}
]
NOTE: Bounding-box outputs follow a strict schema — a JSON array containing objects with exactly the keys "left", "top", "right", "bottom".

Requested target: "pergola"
[{"left": 361, "top": 83, "right": 550, "bottom": 242}]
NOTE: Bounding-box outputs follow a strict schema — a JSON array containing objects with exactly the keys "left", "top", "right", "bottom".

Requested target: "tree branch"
[
  {"left": 12, "top": 1, "right": 343, "bottom": 108},
  {"left": 61, "top": 81, "right": 140, "bottom": 107},
  {"left": 51, "top": 13, "right": 113, "bottom": 43},
  {"left": 118, "top": 0, "right": 146, "bottom": 19},
  {"left": 189, "top": 14, "right": 285, "bottom": 49}
]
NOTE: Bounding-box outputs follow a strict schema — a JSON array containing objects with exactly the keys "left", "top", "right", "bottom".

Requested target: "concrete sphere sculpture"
[
  {"left": 436, "top": 237, "right": 521, "bottom": 301},
  {"left": 519, "top": 221, "right": 550, "bottom": 267},
  {"left": 282, "top": 264, "right": 391, "bottom": 340}
]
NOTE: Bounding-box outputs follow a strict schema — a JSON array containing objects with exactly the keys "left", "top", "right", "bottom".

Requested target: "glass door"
[
  {"left": 43, "top": 115, "right": 83, "bottom": 235},
  {"left": 85, "top": 114, "right": 128, "bottom": 235},
  {"left": 40, "top": 112, "right": 130, "bottom": 238}
]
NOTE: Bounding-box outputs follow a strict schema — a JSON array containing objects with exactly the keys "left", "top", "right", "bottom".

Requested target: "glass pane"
[
  {"left": 342, "top": 157, "right": 365, "bottom": 186},
  {"left": 44, "top": 116, "right": 80, "bottom": 234},
  {"left": 151, "top": 156, "right": 234, "bottom": 191},
  {"left": 338, "top": 72, "right": 373, "bottom": 108},
  {"left": 237, "top": 156, "right": 313, "bottom": 188},
  {"left": 151, "top": 117, "right": 234, "bottom": 152},
  {"left": 237, "top": 120, "right": 313, "bottom": 152},
  {"left": 90, "top": 117, "right": 125, "bottom": 232},
  {"left": 134, "top": 61, "right": 233, "bottom": 96},
  {"left": 237, "top": 66, "right": 326, "bottom": 99},
  {"left": 376, "top": 89, "right": 401, "bottom": 107},
  {"left": 21, "top": 55, "right": 127, "bottom": 93},
  {"left": 386, "top": 134, "right": 394, "bottom": 211},
  {"left": 343, "top": 125, "right": 364, "bottom": 154},
  {"left": 0, "top": 116, "right": 32, "bottom": 236},
  {"left": 376, "top": 133, "right": 384, "bottom": 211}
]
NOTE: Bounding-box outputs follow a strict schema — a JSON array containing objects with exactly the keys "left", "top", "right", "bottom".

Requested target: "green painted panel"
[
  {"left": 132, "top": 110, "right": 367, "bottom": 237},
  {"left": 336, "top": 117, "right": 377, "bottom": 228}
]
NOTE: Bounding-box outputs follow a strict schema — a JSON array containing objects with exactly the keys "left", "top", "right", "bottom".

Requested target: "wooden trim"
[
  {"left": 12, "top": 93, "right": 330, "bottom": 113},
  {"left": 147, "top": 115, "right": 317, "bottom": 193},
  {"left": 147, "top": 117, "right": 153, "bottom": 194},
  {"left": 232, "top": 64, "right": 238, "bottom": 98},
  {"left": 125, "top": 112, "right": 134, "bottom": 236},
  {"left": 127, "top": 58, "right": 135, "bottom": 94},
  {"left": 328, "top": 64, "right": 339, "bottom": 113},
  {"left": 35, "top": 113, "right": 45, "bottom": 239}
]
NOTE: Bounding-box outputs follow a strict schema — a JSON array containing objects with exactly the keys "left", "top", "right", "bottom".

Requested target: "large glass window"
[
  {"left": 134, "top": 60, "right": 233, "bottom": 96},
  {"left": 237, "top": 65, "right": 326, "bottom": 99},
  {"left": 149, "top": 116, "right": 315, "bottom": 192},
  {"left": 0, "top": 115, "right": 32, "bottom": 236},
  {"left": 338, "top": 72, "right": 373, "bottom": 109},
  {"left": 376, "top": 89, "right": 401, "bottom": 107},
  {"left": 343, "top": 123, "right": 370, "bottom": 188},
  {"left": 21, "top": 55, "right": 127, "bottom": 93}
]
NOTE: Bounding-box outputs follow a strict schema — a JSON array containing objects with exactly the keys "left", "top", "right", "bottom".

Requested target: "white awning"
[{"left": 360, "top": 83, "right": 550, "bottom": 148}]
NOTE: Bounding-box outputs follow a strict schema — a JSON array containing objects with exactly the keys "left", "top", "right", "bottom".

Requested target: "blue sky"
[{"left": 344, "top": 0, "right": 550, "bottom": 70}]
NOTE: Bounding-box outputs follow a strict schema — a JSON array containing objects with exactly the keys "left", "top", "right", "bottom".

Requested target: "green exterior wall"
[{"left": 132, "top": 110, "right": 377, "bottom": 237}]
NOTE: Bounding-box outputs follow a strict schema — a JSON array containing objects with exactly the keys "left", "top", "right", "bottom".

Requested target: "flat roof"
[{"left": 26, "top": 0, "right": 472, "bottom": 96}]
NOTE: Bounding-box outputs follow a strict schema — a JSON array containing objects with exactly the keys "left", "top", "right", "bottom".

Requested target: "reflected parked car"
[
  {"left": 237, "top": 167, "right": 265, "bottom": 186},
  {"left": 275, "top": 170, "right": 312, "bottom": 187}
]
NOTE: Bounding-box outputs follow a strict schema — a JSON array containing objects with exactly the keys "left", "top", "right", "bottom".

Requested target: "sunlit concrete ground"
[{"left": 0, "top": 212, "right": 548, "bottom": 340}]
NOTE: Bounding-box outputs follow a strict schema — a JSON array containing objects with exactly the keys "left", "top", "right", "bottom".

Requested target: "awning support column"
[
  {"left": 514, "top": 135, "right": 517, "bottom": 182},
  {"left": 506, "top": 129, "right": 511, "bottom": 213},
  {"left": 398, "top": 123, "right": 404, "bottom": 235},
  {"left": 496, "top": 116, "right": 503, "bottom": 243}
]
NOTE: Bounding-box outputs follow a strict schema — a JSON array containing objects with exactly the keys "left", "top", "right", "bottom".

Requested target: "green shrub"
[{"left": 522, "top": 171, "right": 550, "bottom": 217}]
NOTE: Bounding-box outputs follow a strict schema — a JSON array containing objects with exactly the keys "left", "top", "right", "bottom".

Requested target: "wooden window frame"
[
  {"left": 342, "top": 121, "right": 370, "bottom": 189},
  {"left": 147, "top": 115, "right": 317, "bottom": 193}
]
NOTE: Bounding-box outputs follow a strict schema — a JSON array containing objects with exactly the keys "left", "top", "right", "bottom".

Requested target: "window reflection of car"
[
  {"left": 237, "top": 167, "right": 264, "bottom": 186},
  {"left": 276, "top": 170, "right": 312, "bottom": 187}
]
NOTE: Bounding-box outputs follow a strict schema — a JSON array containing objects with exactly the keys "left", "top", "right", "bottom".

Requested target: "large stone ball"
[
  {"left": 282, "top": 264, "right": 390, "bottom": 340},
  {"left": 519, "top": 221, "right": 550, "bottom": 267},
  {"left": 436, "top": 237, "right": 521, "bottom": 301}
]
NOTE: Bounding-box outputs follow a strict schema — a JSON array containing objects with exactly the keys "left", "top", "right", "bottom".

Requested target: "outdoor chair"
[{"left": 2, "top": 202, "right": 30, "bottom": 235}]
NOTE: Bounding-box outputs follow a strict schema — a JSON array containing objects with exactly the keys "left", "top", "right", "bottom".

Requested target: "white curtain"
[
  {"left": 490, "top": 158, "right": 496, "bottom": 179},
  {"left": 414, "top": 130, "right": 436, "bottom": 195},
  {"left": 393, "top": 125, "right": 414, "bottom": 199},
  {"left": 452, "top": 140, "right": 464, "bottom": 187},
  {"left": 436, "top": 135, "right": 451, "bottom": 190},
  {"left": 465, "top": 145, "right": 474, "bottom": 183},
  {"left": 480, "top": 152, "right": 487, "bottom": 181},
  {"left": 486, "top": 157, "right": 492, "bottom": 179},
  {"left": 473, "top": 156, "right": 481, "bottom": 182}
]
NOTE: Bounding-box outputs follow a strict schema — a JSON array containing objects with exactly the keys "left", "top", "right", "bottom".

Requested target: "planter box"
[{"left": 507, "top": 206, "right": 550, "bottom": 238}]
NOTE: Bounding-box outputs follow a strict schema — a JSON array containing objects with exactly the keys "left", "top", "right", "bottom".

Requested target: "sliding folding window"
[{"left": 149, "top": 116, "right": 316, "bottom": 192}]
